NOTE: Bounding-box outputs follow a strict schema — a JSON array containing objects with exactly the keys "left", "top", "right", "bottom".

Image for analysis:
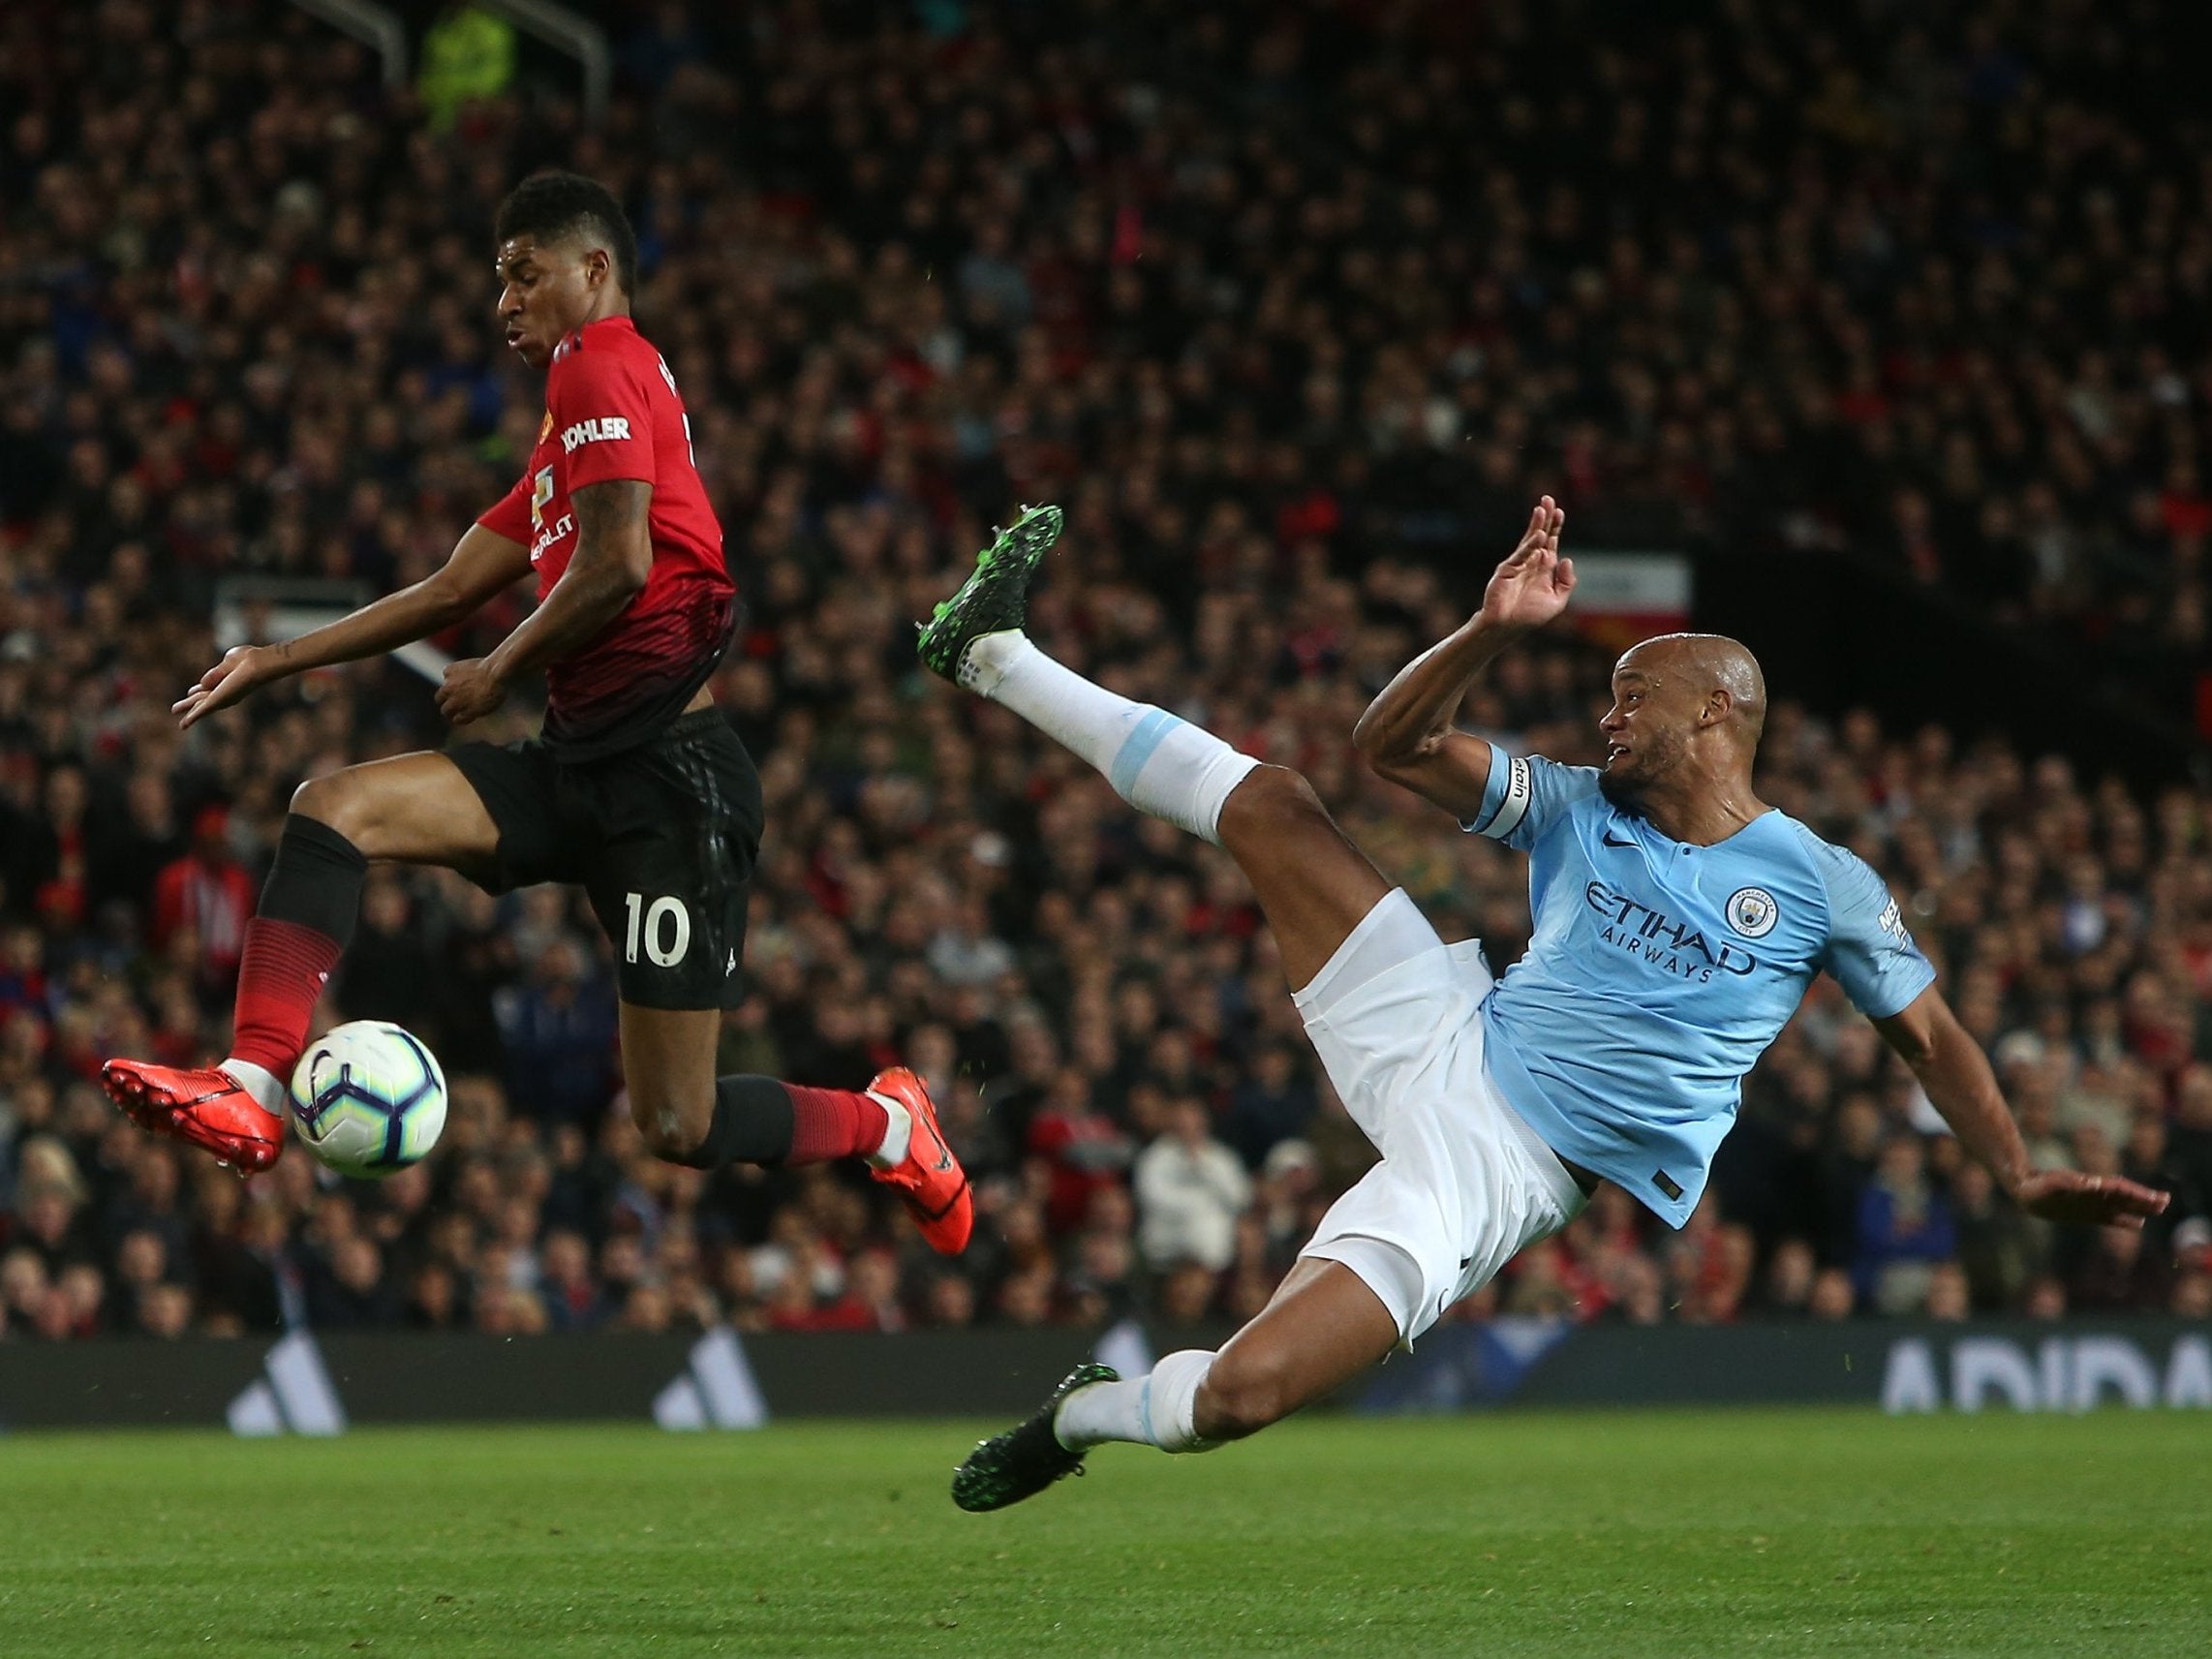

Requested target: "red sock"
[
  {"left": 784, "top": 1084, "right": 889, "bottom": 1165},
  {"left": 229, "top": 917, "right": 342, "bottom": 1078}
]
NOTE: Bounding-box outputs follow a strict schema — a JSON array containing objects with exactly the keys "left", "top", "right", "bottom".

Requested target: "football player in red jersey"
[{"left": 101, "top": 173, "right": 970, "bottom": 1253}]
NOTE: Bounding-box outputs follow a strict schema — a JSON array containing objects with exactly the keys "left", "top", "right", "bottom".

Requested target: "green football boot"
[
  {"left": 951, "top": 1360, "right": 1119, "bottom": 1513},
  {"left": 916, "top": 504, "right": 1064, "bottom": 684}
]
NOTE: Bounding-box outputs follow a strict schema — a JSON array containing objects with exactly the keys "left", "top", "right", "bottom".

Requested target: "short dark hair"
[{"left": 494, "top": 171, "right": 638, "bottom": 294}]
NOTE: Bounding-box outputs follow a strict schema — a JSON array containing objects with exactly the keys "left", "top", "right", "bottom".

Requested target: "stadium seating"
[{"left": 0, "top": 0, "right": 2206, "bottom": 1345}]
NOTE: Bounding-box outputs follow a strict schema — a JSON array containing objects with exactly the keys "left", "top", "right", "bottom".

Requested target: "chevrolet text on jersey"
[{"left": 529, "top": 512, "right": 574, "bottom": 564}]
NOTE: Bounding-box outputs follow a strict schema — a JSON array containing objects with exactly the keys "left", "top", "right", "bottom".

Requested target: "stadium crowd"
[{"left": 1, "top": 0, "right": 2209, "bottom": 1343}]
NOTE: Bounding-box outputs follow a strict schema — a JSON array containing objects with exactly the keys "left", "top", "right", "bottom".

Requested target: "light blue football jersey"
[{"left": 1464, "top": 748, "right": 1935, "bottom": 1227}]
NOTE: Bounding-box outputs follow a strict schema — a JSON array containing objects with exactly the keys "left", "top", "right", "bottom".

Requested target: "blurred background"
[{"left": 1, "top": 0, "right": 2208, "bottom": 1367}]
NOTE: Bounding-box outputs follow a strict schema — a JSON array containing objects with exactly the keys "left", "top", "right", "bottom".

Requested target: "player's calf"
[
  {"left": 923, "top": 510, "right": 1263, "bottom": 847},
  {"left": 640, "top": 1073, "right": 889, "bottom": 1168},
  {"left": 1075, "top": 1282, "right": 1385, "bottom": 1439},
  {"left": 635, "top": 1066, "right": 972, "bottom": 1255},
  {"left": 1191, "top": 1346, "right": 1302, "bottom": 1442},
  {"left": 954, "top": 1319, "right": 1392, "bottom": 1511}
]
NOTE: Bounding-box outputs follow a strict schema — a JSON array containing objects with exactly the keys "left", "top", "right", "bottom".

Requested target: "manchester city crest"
[{"left": 1726, "top": 886, "right": 1779, "bottom": 937}]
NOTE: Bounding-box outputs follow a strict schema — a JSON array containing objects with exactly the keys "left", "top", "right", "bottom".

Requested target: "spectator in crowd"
[
  {"left": 308, "top": 1234, "right": 395, "bottom": 1329},
  {"left": 1222, "top": 1043, "right": 1319, "bottom": 1170},
  {"left": 1025, "top": 1071, "right": 1134, "bottom": 1237},
  {"left": 1132, "top": 1099, "right": 1251, "bottom": 1275},
  {"left": 1924, "top": 1263, "right": 1973, "bottom": 1322},
  {"left": 1807, "top": 1270, "right": 1859, "bottom": 1321},
  {"left": 1754, "top": 1237, "right": 1819, "bottom": 1318},
  {"left": 150, "top": 807, "right": 255, "bottom": 998},
  {"left": 1854, "top": 1135, "right": 1960, "bottom": 1315},
  {"left": 538, "top": 1228, "right": 602, "bottom": 1331},
  {"left": 494, "top": 937, "right": 619, "bottom": 1128},
  {"left": 1949, "top": 1160, "right": 2048, "bottom": 1313},
  {"left": 341, "top": 877, "right": 445, "bottom": 1037}
]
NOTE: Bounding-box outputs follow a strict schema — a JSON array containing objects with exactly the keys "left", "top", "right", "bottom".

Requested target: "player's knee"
[
  {"left": 628, "top": 1085, "right": 708, "bottom": 1165},
  {"left": 1216, "top": 764, "right": 1326, "bottom": 851},
  {"left": 1197, "top": 1348, "right": 1300, "bottom": 1440},
  {"left": 291, "top": 773, "right": 370, "bottom": 844}
]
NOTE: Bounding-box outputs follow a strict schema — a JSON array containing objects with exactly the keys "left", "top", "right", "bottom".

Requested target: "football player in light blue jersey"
[
  {"left": 926, "top": 498, "right": 2165, "bottom": 1514},
  {"left": 1444, "top": 640, "right": 1941, "bottom": 1228}
]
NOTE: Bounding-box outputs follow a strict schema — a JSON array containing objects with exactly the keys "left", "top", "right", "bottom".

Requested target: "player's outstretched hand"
[
  {"left": 1480, "top": 496, "right": 1574, "bottom": 631},
  {"left": 2012, "top": 1168, "right": 2169, "bottom": 1231},
  {"left": 175, "top": 644, "right": 282, "bottom": 730},
  {"left": 437, "top": 658, "right": 509, "bottom": 725}
]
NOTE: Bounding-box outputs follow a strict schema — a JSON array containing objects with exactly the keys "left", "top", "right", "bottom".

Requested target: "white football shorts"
[{"left": 1294, "top": 888, "right": 1587, "bottom": 1344}]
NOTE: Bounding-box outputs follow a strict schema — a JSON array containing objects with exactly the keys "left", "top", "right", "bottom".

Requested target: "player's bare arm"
[
  {"left": 1873, "top": 985, "right": 2168, "bottom": 1229},
  {"left": 440, "top": 477, "right": 654, "bottom": 725},
  {"left": 1353, "top": 496, "right": 1572, "bottom": 821},
  {"left": 172, "top": 524, "right": 534, "bottom": 730}
]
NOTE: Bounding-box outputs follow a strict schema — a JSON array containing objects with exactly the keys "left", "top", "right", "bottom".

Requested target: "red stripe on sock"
[
  {"left": 783, "top": 1084, "right": 889, "bottom": 1165},
  {"left": 230, "top": 916, "right": 343, "bottom": 1078}
]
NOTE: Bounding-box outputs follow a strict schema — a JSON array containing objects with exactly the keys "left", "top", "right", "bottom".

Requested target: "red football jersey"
[{"left": 477, "top": 315, "right": 734, "bottom": 758}]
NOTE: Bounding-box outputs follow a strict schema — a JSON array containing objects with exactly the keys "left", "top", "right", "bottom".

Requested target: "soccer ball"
[{"left": 288, "top": 1020, "right": 448, "bottom": 1180}]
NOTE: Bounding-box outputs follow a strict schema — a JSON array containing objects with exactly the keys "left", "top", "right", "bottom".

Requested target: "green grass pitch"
[{"left": 3, "top": 1410, "right": 2206, "bottom": 1656}]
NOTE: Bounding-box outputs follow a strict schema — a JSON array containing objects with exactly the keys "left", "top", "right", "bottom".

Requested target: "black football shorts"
[{"left": 447, "top": 709, "right": 763, "bottom": 1010}]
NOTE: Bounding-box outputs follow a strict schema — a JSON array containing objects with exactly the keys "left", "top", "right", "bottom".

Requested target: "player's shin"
[
  {"left": 226, "top": 814, "right": 368, "bottom": 1113},
  {"left": 1055, "top": 1349, "right": 1221, "bottom": 1454},
  {"left": 963, "top": 633, "right": 1259, "bottom": 845},
  {"left": 680, "top": 1075, "right": 896, "bottom": 1168}
]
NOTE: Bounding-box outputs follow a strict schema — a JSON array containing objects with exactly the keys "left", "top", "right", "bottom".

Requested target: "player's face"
[
  {"left": 1597, "top": 661, "right": 1692, "bottom": 807},
  {"left": 495, "top": 234, "right": 599, "bottom": 368}
]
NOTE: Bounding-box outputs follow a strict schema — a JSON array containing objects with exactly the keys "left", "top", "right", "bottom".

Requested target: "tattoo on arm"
[
  {"left": 570, "top": 479, "right": 653, "bottom": 579},
  {"left": 480, "top": 479, "right": 654, "bottom": 681}
]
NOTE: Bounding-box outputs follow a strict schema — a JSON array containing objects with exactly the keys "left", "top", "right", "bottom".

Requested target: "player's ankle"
[
  {"left": 221, "top": 1058, "right": 289, "bottom": 1117},
  {"left": 1055, "top": 1354, "right": 1219, "bottom": 1453},
  {"left": 959, "top": 628, "right": 1031, "bottom": 696},
  {"left": 1052, "top": 1379, "right": 1120, "bottom": 1451},
  {"left": 865, "top": 1093, "right": 912, "bottom": 1169}
]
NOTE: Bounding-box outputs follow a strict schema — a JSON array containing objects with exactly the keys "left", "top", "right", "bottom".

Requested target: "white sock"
[
  {"left": 864, "top": 1092, "right": 912, "bottom": 1169},
  {"left": 962, "top": 632, "right": 1259, "bottom": 846},
  {"left": 1055, "top": 1348, "right": 1219, "bottom": 1453},
  {"left": 222, "top": 1058, "right": 287, "bottom": 1119}
]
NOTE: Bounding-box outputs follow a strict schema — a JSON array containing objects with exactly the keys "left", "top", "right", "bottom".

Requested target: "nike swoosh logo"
[
  {"left": 1439, "top": 1252, "right": 1478, "bottom": 1319},
  {"left": 918, "top": 1120, "right": 955, "bottom": 1173},
  {"left": 1602, "top": 830, "right": 1637, "bottom": 848}
]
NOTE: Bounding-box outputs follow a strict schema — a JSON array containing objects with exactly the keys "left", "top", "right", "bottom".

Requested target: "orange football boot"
[
  {"left": 865, "top": 1066, "right": 972, "bottom": 1254},
  {"left": 101, "top": 1060, "right": 285, "bottom": 1173}
]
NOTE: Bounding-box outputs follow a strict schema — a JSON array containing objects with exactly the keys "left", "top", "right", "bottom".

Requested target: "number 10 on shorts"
[{"left": 623, "top": 892, "right": 691, "bottom": 967}]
